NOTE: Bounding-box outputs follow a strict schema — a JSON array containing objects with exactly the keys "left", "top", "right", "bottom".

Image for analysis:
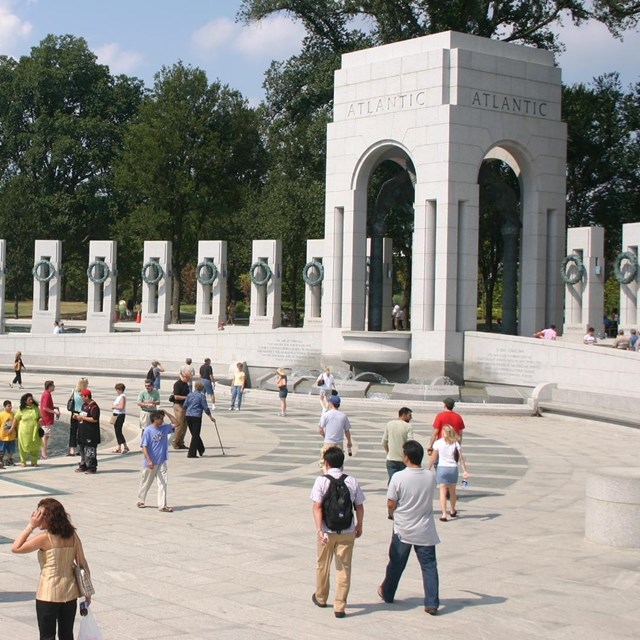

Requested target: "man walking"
[
  {"left": 310, "top": 446, "right": 365, "bottom": 618},
  {"left": 378, "top": 440, "right": 440, "bottom": 615},
  {"left": 39, "top": 381, "right": 60, "bottom": 460},
  {"left": 381, "top": 407, "right": 414, "bottom": 481},
  {"left": 137, "top": 409, "right": 178, "bottom": 512},
  {"left": 171, "top": 366, "right": 191, "bottom": 449},
  {"left": 199, "top": 357, "right": 216, "bottom": 408},
  {"left": 428, "top": 397, "right": 465, "bottom": 452},
  {"left": 318, "top": 395, "right": 353, "bottom": 460}
]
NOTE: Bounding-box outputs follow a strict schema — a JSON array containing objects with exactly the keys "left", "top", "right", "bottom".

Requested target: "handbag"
[
  {"left": 109, "top": 414, "right": 118, "bottom": 425},
  {"left": 74, "top": 562, "right": 96, "bottom": 597},
  {"left": 317, "top": 376, "right": 323, "bottom": 387},
  {"left": 38, "top": 427, "right": 45, "bottom": 438},
  {"left": 67, "top": 393, "right": 75, "bottom": 413}
]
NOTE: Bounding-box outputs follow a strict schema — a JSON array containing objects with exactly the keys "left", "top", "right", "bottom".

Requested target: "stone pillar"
[
  {"left": 195, "top": 241, "right": 227, "bottom": 329},
  {"left": 365, "top": 237, "right": 393, "bottom": 330},
  {"left": 0, "top": 239, "right": 5, "bottom": 334},
  {"left": 141, "top": 241, "right": 171, "bottom": 332},
  {"left": 304, "top": 239, "right": 324, "bottom": 327},
  {"left": 585, "top": 467, "right": 640, "bottom": 548},
  {"left": 32, "top": 240, "right": 62, "bottom": 335},
  {"left": 86, "top": 241, "right": 117, "bottom": 334},
  {"left": 619, "top": 222, "right": 640, "bottom": 330},
  {"left": 562, "top": 227, "right": 604, "bottom": 341},
  {"left": 250, "top": 240, "right": 282, "bottom": 329}
]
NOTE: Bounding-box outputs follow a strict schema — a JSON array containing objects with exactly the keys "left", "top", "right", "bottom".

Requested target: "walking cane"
[{"left": 211, "top": 418, "right": 225, "bottom": 455}]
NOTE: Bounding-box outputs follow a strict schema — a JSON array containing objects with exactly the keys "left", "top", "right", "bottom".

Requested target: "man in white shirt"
[{"left": 378, "top": 440, "right": 440, "bottom": 615}]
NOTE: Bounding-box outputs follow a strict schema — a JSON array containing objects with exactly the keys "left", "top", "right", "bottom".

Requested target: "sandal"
[
  {"left": 112, "top": 448, "right": 121, "bottom": 453},
  {"left": 137, "top": 502, "right": 145, "bottom": 508},
  {"left": 450, "top": 510, "right": 458, "bottom": 518},
  {"left": 439, "top": 516, "right": 448, "bottom": 522},
  {"left": 122, "top": 447, "right": 130, "bottom": 454},
  {"left": 159, "top": 506, "right": 174, "bottom": 512}
]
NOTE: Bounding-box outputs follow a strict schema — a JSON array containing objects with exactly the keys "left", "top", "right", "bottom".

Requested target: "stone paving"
[{"left": 1, "top": 373, "right": 639, "bottom": 639}]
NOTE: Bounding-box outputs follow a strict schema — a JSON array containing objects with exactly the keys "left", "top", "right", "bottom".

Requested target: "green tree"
[
  {"left": 563, "top": 74, "right": 640, "bottom": 261},
  {"left": 0, "top": 35, "right": 143, "bottom": 302},
  {"left": 114, "top": 62, "right": 266, "bottom": 322}
]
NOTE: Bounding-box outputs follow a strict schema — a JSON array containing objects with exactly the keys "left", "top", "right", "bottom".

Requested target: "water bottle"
[{"left": 462, "top": 479, "right": 468, "bottom": 488}]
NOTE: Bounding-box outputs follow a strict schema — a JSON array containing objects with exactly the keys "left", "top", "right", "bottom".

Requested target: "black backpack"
[
  {"left": 146, "top": 367, "right": 155, "bottom": 381},
  {"left": 322, "top": 474, "right": 354, "bottom": 533}
]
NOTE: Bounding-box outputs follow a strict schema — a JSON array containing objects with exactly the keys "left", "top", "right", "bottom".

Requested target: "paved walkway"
[{"left": 1, "top": 373, "right": 639, "bottom": 639}]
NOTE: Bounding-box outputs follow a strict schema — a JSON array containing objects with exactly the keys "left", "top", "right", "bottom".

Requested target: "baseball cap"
[
  {"left": 328, "top": 395, "right": 341, "bottom": 406},
  {"left": 80, "top": 389, "right": 92, "bottom": 397}
]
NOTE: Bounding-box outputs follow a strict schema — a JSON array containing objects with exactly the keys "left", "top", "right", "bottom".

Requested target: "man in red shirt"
[
  {"left": 40, "top": 380, "right": 60, "bottom": 459},
  {"left": 428, "top": 398, "right": 464, "bottom": 452}
]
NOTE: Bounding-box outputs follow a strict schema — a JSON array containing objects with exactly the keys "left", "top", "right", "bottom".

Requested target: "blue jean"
[
  {"left": 381, "top": 533, "right": 439, "bottom": 609},
  {"left": 230, "top": 386, "right": 243, "bottom": 409},
  {"left": 386, "top": 459, "right": 406, "bottom": 482}
]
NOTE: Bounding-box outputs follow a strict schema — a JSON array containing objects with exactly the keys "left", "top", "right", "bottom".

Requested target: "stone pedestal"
[
  {"left": 141, "top": 241, "right": 171, "bottom": 332},
  {"left": 619, "top": 222, "right": 640, "bottom": 330},
  {"left": 304, "top": 239, "right": 324, "bottom": 327},
  {"left": 86, "top": 241, "right": 117, "bottom": 333},
  {"left": 32, "top": 240, "right": 62, "bottom": 335},
  {"left": 195, "top": 241, "right": 227, "bottom": 329},
  {"left": 562, "top": 226, "right": 604, "bottom": 341},
  {"left": 250, "top": 240, "right": 281, "bottom": 329},
  {"left": 585, "top": 467, "right": 640, "bottom": 548}
]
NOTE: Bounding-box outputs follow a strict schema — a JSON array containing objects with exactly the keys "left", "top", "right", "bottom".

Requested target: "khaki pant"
[
  {"left": 139, "top": 410, "right": 152, "bottom": 430},
  {"left": 137, "top": 461, "right": 168, "bottom": 509},
  {"left": 315, "top": 532, "right": 355, "bottom": 613},
  {"left": 172, "top": 403, "right": 187, "bottom": 448}
]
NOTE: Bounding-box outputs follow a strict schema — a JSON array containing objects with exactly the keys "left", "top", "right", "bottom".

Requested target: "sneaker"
[
  {"left": 228, "top": 407, "right": 233, "bottom": 411},
  {"left": 7, "top": 459, "right": 15, "bottom": 466},
  {"left": 234, "top": 408, "right": 240, "bottom": 411},
  {"left": 84, "top": 469, "right": 97, "bottom": 474},
  {"left": 211, "top": 405, "right": 216, "bottom": 411}
]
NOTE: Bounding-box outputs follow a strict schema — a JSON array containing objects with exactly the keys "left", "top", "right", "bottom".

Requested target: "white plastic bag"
[{"left": 78, "top": 609, "right": 104, "bottom": 640}]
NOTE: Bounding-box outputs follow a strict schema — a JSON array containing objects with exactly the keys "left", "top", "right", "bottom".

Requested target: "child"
[
  {"left": 137, "top": 410, "right": 177, "bottom": 512},
  {"left": 0, "top": 400, "right": 17, "bottom": 467}
]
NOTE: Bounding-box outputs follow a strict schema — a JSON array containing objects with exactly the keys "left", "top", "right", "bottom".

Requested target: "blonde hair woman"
[
  {"left": 67, "top": 378, "right": 88, "bottom": 456},
  {"left": 429, "top": 425, "right": 469, "bottom": 521}
]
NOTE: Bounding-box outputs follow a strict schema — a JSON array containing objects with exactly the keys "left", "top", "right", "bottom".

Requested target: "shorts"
[
  {"left": 278, "top": 387, "right": 288, "bottom": 399},
  {"left": 203, "top": 379, "right": 214, "bottom": 395},
  {"left": 0, "top": 440, "right": 16, "bottom": 454},
  {"left": 41, "top": 425, "right": 54, "bottom": 437},
  {"left": 436, "top": 465, "right": 459, "bottom": 485}
]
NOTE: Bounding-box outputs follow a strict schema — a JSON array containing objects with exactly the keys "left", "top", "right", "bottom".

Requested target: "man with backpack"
[{"left": 310, "top": 446, "right": 365, "bottom": 619}]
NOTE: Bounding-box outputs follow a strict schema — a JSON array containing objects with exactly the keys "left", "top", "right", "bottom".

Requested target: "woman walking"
[
  {"left": 67, "top": 378, "right": 88, "bottom": 457},
  {"left": 13, "top": 392, "right": 42, "bottom": 467},
  {"left": 275, "top": 368, "right": 288, "bottom": 416},
  {"left": 11, "top": 351, "right": 25, "bottom": 388},
  {"left": 11, "top": 498, "right": 91, "bottom": 640},
  {"left": 111, "top": 383, "right": 129, "bottom": 453},
  {"left": 184, "top": 382, "right": 214, "bottom": 458},
  {"left": 429, "top": 424, "right": 469, "bottom": 521}
]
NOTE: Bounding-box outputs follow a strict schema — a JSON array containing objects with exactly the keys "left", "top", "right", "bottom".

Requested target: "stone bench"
[{"left": 585, "top": 467, "right": 640, "bottom": 548}]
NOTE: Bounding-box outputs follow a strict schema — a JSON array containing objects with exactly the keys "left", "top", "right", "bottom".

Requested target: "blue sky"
[{"left": 0, "top": 0, "right": 638, "bottom": 104}]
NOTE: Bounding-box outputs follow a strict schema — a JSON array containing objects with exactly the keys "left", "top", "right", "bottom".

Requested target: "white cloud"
[
  {"left": 234, "top": 15, "right": 305, "bottom": 58},
  {"left": 94, "top": 42, "right": 144, "bottom": 75},
  {"left": 0, "top": 5, "right": 32, "bottom": 53},
  {"left": 192, "top": 17, "right": 236, "bottom": 53},
  {"left": 192, "top": 15, "right": 304, "bottom": 59}
]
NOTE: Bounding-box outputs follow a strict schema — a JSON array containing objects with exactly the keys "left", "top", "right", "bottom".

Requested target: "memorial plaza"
[{"left": 1, "top": 371, "right": 639, "bottom": 639}]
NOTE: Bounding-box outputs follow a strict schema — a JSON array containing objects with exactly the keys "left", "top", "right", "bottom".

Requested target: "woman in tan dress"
[{"left": 11, "top": 498, "right": 91, "bottom": 639}]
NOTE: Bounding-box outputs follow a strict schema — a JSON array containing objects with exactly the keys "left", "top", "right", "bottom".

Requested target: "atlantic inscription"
[
  {"left": 346, "top": 90, "right": 427, "bottom": 117},
  {"left": 471, "top": 91, "right": 548, "bottom": 117}
]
